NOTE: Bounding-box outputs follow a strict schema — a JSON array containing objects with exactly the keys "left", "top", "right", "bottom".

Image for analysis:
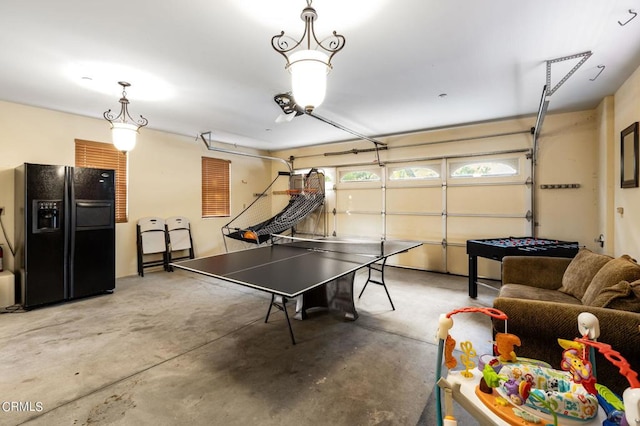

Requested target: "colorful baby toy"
[{"left": 435, "top": 307, "right": 640, "bottom": 426}]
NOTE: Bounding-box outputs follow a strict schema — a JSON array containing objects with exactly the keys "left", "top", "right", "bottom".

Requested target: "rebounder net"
[{"left": 222, "top": 169, "right": 325, "bottom": 245}]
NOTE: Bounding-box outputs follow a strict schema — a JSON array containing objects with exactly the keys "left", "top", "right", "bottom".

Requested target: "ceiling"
[{"left": 2, "top": 1, "right": 640, "bottom": 151}]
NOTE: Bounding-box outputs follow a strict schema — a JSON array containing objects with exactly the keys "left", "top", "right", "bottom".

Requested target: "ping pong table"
[{"left": 171, "top": 238, "right": 422, "bottom": 344}]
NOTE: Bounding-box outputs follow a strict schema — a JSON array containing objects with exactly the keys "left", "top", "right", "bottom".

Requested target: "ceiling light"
[
  {"left": 103, "top": 82, "right": 148, "bottom": 152},
  {"left": 271, "top": 0, "right": 345, "bottom": 113}
]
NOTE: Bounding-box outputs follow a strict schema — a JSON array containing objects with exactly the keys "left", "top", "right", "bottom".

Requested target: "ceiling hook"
[
  {"left": 618, "top": 9, "right": 637, "bottom": 26},
  {"left": 590, "top": 65, "right": 605, "bottom": 81}
]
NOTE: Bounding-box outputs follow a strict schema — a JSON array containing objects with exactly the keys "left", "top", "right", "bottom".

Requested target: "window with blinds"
[
  {"left": 75, "top": 139, "right": 128, "bottom": 223},
  {"left": 202, "top": 157, "right": 230, "bottom": 217}
]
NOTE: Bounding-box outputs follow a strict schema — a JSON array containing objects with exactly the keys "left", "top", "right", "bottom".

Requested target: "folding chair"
[
  {"left": 137, "top": 217, "right": 168, "bottom": 277},
  {"left": 166, "top": 216, "right": 194, "bottom": 270},
  {"left": 358, "top": 258, "right": 395, "bottom": 310}
]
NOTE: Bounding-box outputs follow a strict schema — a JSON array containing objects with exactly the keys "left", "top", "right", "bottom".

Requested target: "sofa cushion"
[
  {"left": 500, "top": 283, "right": 583, "bottom": 305},
  {"left": 589, "top": 280, "right": 630, "bottom": 307},
  {"left": 607, "top": 279, "right": 640, "bottom": 312},
  {"left": 558, "top": 248, "right": 612, "bottom": 300},
  {"left": 582, "top": 255, "right": 640, "bottom": 306},
  {"left": 590, "top": 279, "right": 640, "bottom": 312}
]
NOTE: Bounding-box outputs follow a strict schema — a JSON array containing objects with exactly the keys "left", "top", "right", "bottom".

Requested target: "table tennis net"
[
  {"left": 272, "top": 235, "right": 387, "bottom": 258},
  {"left": 222, "top": 169, "right": 325, "bottom": 244}
]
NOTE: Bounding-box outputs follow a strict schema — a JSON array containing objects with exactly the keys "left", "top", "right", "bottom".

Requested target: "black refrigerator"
[{"left": 15, "top": 163, "right": 116, "bottom": 308}]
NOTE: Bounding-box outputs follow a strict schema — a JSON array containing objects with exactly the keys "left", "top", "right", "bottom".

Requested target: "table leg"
[
  {"left": 299, "top": 285, "right": 328, "bottom": 318},
  {"left": 299, "top": 272, "right": 359, "bottom": 320},
  {"left": 325, "top": 271, "right": 359, "bottom": 320},
  {"left": 265, "top": 294, "right": 275, "bottom": 322},
  {"left": 281, "top": 297, "right": 296, "bottom": 345},
  {"left": 265, "top": 294, "right": 296, "bottom": 345},
  {"left": 358, "top": 258, "right": 395, "bottom": 310},
  {"left": 468, "top": 255, "right": 478, "bottom": 299}
]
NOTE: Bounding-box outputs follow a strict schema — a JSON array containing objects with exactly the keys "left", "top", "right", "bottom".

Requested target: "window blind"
[
  {"left": 75, "top": 139, "right": 128, "bottom": 223},
  {"left": 202, "top": 157, "right": 230, "bottom": 217}
]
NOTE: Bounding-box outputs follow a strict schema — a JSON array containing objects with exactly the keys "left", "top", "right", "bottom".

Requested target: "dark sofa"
[{"left": 491, "top": 249, "right": 640, "bottom": 395}]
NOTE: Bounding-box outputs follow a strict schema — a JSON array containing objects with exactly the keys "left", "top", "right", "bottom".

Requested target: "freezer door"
[
  {"left": 71, "top": 225, "right": 115, "bottom": 298},
  {"left": 73, "top": 167, "right": 115, "bottom": 200},
  {"left": 70, "top": 167, "right": 116, "bottom": 299}
]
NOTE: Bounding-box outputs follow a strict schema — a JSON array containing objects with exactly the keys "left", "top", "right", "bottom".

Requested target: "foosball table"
[{"left": 466, "top": 237, "right": 580, "bottom": 298}]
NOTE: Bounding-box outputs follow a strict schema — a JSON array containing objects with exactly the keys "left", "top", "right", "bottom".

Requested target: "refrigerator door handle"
[{"left": 67, "top": 167, "right": 75, "bottom": 299}]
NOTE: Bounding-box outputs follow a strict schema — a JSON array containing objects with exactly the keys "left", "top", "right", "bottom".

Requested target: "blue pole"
[{"left": 435, "top": 338, "right": 445, "bottom": 426}]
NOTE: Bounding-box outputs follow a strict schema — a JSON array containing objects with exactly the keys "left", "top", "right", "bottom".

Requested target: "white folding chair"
[
  {"left": 137, "top": 217, "right": 168, "bottom": 276},
  {"left": 166, "top": 216, "right": 194, "bottom": 270}
]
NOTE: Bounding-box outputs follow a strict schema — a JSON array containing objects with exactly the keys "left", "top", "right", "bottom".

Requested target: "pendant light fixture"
[
  {"left": 103, "top": 81, "right": 148, "bottom": 152},
  {"left": 271, "top": 0, "right": 345, "bottom": 113}
]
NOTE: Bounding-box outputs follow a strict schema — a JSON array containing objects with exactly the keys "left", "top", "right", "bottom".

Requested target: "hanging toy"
[
  {"left": 459, "top": 341, "right": 477, "bottom": 378},
  {"left": 444, "top": 335, "right": 457, "bottom": 369},
  {"left": 558, "top": 339, "right": 597, "bottom": 395},
  {"left": 495, "top": 332, "right": 521, "bottom": 363}
]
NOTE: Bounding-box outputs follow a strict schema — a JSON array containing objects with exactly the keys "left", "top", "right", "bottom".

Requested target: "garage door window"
[
  {"left": 389, "top": 166, "right": 439, "bottom": 180},
  {"left": 450, "top": 158, "right": 518, "bottom": 178},
  {"left": 339, "top": 170, "right": 381, "bottom": 182}
]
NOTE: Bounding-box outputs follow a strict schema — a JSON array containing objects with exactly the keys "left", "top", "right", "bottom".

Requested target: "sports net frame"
[{"left": 221, "top": 169, "right": 326, "bottom": 249}]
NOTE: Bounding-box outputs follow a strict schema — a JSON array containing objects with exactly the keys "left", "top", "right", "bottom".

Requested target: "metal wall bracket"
[
  {"left": 533, "top": 52, "right": 592, "bottom": 159},
  {"left": 525, "top": 210, "right": 533, "bottom": 222},
  {"left": 594, "top": 234, "right": 605, "bottom": 248},
  {"left": 539, "top": 183, "right": 581, "bottom": 189},
  {"left": 546, "top": 51, "right": 592, "bottom": 96},
  {"left": 618, "top": 9, "right": 637, "bottom": 26},
  {"left": 590, "top": 65, "right": 605, "bottom": 81},
  {"left": 199, "top": 131, "right": 293, "bottom": 173}
]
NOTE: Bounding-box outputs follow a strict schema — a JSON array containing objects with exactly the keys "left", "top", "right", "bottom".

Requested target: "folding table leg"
[
  {"left": 265, "top": 294, "right": 275, "bottom": 323},
  {"left": 264, "top": 294, "right": 296, "bottom": 345},
  {"left": 358, "top": 258, "right": 395, "bottom": 310},
  {"left": 281, "top": 297, "right": 296, "bottom": 345}
]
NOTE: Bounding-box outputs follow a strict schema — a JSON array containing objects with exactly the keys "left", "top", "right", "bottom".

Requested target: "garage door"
[{"left": 333, "top": 150, "right": 532, "bottom": 279}]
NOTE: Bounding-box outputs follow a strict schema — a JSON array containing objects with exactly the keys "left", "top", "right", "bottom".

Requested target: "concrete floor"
[{"left": 0, "top": 267, "right": 498, "bottom": 426}]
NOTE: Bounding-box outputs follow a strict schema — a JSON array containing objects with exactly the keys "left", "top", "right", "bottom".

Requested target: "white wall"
[
  {"left": 0, "top": 101, "right": 273, "bottom": 278},
  {"left": 613, "top": 65, "right": 640, "bottom": 257},
  {"left": 534, "top": 110, "right": 600, "bottom": 246},
  {"left": 595, "top": 96, "right": 616, "bottom": 255}
]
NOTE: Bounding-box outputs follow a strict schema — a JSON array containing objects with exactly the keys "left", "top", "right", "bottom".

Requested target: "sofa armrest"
[{"left": 502, "top": 256, "right": 572, "bottom": 290}]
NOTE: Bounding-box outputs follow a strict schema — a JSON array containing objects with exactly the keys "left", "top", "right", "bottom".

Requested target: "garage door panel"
[
  {"left": 387, "top": 245, "right": 443, "bottom": 271},
  {"left": 446, "top": 245, "right": 468, "bottom": 276},
  {"left": 336, "top": 189, "right": 382, "bottom": 212},
  {"left": 295, "top": 210, "right": 327, "bottom": 235},
  {"left": 335, "top": 213, "right": 382, "bottom": 239},
  {"left": 477, "top": 258, "right": 502, "bottom": 281},
  {"left": 386, "top": 215, "right": 441, "bottom": 240},
  {"left": 446, "top": 217, "right": 530, "bottom": 244},
  {"left": 448, "top": 186, "right": 528, "bottom": 214},
  {"left": 446, "top": 246, "right": 502, "bottom": 280},
  {"left": 386, "top": 187, "right": 442, "bottom": 213}
]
